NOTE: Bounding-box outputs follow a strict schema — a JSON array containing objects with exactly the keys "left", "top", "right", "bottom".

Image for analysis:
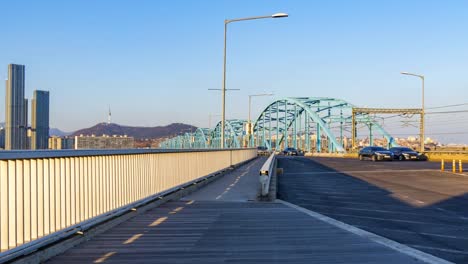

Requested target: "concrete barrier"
[{"left": 258, "top": 153, "right": 277, "bottom": 201}]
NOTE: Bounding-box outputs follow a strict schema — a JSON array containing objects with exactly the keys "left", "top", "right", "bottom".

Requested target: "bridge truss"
[{"left": 159, "top": 97, "right": 399, "bottom": 153}]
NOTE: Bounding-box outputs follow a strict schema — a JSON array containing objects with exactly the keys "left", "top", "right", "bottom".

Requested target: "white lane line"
[
  {"left": 304, "top": 204, "right": 466, "bottom": 220},
  {"left": 278, "top": 199, "right": 454, "bottom": 264},
  {"left": 315, "top": 211, "right": 464, "bottom": 227},
  {"left": 436, "top": 207, "right": 468, "bottom": 221},
  {"left": 292, "top": 198, "right": 468, "bottom": 221},
  {"left": 353, "top": 224, "right": 468, "bottom": 240},
  {"left": 286, "top": 169, "right": 440, "bottom": 175},
  {"left": 393, "top": 193, "right": 426, "bottom": 205},
  {"left": 440, "top": 171, "right": 468, "bottom": 178},
  {"left": 304, "top": 203, "right": 468, "bottom": 221},
  {"left": 214, "top": 159, "right": 258, "bottom": 200},
  {"left": 409, "top": 245, "right": 468, "bottom": 255}
]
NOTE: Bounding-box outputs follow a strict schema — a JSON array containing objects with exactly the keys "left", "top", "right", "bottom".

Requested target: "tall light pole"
[
  {"left": 401, "top": 72, "right": 425, "bottom": 152},
  {"left": 221, "top": 13, "right": 288, "bottom": 148}
]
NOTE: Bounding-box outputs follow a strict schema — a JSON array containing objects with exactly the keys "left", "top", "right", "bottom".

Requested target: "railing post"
[
  {"left": 0, "top": 160, "right": 9, "bottom": 251},
  {"left": 459, "top": 160, "right": 463, "bottom": 173},
  {"left": 452, "top": 159, "right": 456, "bottom": 173},
  {"left": 440, "top": 159, "right": 444, "bottom": 172}
]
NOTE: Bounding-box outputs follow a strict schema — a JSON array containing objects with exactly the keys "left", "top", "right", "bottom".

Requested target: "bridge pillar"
[
  {"left": 298, "top": 110, "right": 302, "bottom": 150},
  {"left": 284, "top": 102, "right": 288, "bottom": 149},
  {"left": 340, "top": 108, "right": 344, "bottom": 148},
  {"left": 262, "top": 114, "right": 266, "bottom": 147},
  {"left": 276, "top": 101, "right": 280, "bottom": 150},
  {"left": 293, "top": 105, "right": 297, "bottom": 149},
  {"left": 316, "top": 125, "right": 321, "bottom": 153},
  {"left": 250, "top": 123, "right": 254, "bottom": 147},
  {"left": 255, "top": 122, "right": 259, "bottom": 147},
  {"left": 268, "top": 107, "right": 272, "bottom": 150},
  {"left": 305, "top": 112, "right": 310, "bottom": 152}
]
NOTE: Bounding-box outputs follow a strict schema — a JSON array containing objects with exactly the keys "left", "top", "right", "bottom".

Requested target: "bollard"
[
  {"left": 460, "top": 160, "right": 463, "bottom": 173},
  {"left": 441, "top": 159, "right": 444, "bottom": 172},
  {"left": 452, "top": 159, "right": 456, "bottom": 173}
]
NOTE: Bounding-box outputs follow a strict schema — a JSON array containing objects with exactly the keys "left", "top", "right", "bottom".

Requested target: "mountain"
[
  {"left": 49, "top": 128, "right": 71, "bottom": 137},
  {"left": 0, "top": 122, "right": 70, "bottom": 137},
  {"left": 71, "top": 123, "right": 197, "bottom": 139}
]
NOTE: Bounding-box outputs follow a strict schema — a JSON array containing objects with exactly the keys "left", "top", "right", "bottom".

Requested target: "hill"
[
  {"left": 49, "top": 128, "right": 71, "bottom": 137},
  {"left": 71, "top": 123, "right": 197, "bottom": 139},
  {"left": 1, "top": 122, "right": 70, "bottom": 137}
]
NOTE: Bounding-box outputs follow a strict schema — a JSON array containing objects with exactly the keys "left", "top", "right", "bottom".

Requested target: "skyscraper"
[
  {"left": 0, "top": 127, "right": 5, "bottom": 149},
  {"left": 31, "top": 90, "right": 50, "bottom": 149},
  {"left": 5, "top": 64, "right": 28, "bottom": 150}
]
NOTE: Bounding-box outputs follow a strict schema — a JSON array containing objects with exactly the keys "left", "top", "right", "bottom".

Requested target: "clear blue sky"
[{"left": 1, "top": 1, "right": 467, "bottom": 143}]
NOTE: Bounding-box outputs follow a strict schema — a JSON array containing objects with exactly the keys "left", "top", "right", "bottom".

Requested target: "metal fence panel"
[{"left": 0, "top": 148, "right": 256, "bottom": 254}]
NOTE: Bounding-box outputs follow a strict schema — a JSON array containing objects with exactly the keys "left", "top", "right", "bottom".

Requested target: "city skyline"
[
  {"left": 1, "top": 1, "right": 467, "bottom": 143},
  {"left": 5, "top": 64, "right": 28, "bottom": 150},
  {"left": 3, "top": 64, "right": 51, "bottom": 150}
]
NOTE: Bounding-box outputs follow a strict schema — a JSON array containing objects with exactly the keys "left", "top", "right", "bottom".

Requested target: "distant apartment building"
[
  {"left": 5, "top": 64, "right": 28, "bottom": 150},
  {"left": 31, "top": 90, "right": 50, "bottom": 149},
  {"left": 0, "top": 127, "right": 5, "bottom": 149},
  {"left": 49, "top": 136, "right": 75, "bottom": 150},
  {"left": 74, "top": 135, "right": 135, "bottom": 149}
]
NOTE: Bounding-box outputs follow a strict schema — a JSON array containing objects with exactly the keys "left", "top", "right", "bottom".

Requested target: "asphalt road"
[{"left": 278, "top": 157, "right": 468, "bottom": 264}]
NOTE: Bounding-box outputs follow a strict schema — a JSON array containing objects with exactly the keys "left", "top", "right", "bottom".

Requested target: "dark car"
[
  {"left": 389, "top": 147, "right": 427, "bottom": 161},
  {"left": 256, "top": 146, "right": 270, "bottom": 156},
  {"left": 282, "top": 147, "right": 299, "bottom": 156},
  {"left": 358, "top": 146, "right": 393, "bottom": 161}
]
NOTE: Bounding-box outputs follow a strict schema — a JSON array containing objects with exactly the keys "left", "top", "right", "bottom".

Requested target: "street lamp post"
[
  {"left": 248, "top": 94, "right": 273, "bottom": 146},
  {"left": 401, "top": 72, "right": 425, "bottom": 152},
  {"left": 221, "top": 13, "right": 288, "bottom": 148}
]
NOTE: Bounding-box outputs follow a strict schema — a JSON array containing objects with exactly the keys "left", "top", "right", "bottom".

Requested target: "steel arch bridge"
[
  {"left": 159, "top": 97, "right": 397, "bottom": 153},
  {"left": 160, "top": 120, "right": 247, "bottom": 149}
]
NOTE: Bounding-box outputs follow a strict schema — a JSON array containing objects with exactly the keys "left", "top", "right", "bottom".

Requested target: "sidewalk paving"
[{"left": 47, "top": 158, "right": 444, "bottom": 264}]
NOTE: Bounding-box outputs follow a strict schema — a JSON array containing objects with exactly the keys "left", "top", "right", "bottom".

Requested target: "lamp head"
[
  {"left": 272, "top": 13, "right": 288, "bottom": 18},
  {"left": 401, "top": 72, "right": 424, "bottom": 78}
]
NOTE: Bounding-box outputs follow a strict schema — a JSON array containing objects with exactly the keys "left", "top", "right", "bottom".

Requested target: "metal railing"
[
  {"left": 259, "top": 153, "right": 276, "bottom": 196},
  {"left": 0, "top": 148, "right": 256, "bottom": 261}
]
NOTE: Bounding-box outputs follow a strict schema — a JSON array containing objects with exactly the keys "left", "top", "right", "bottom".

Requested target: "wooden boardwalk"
[{"left": 47, "top": 158, "right": 429, "bottom": 264}]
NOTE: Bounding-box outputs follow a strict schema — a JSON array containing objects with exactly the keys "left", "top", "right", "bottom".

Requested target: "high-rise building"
[
  {"left": 31, "top": 90, "right": 50, "bottom": 149},
  {"left": 0, "top": 127, "right": 5, "bottom": 149},
  {"left": 5, "top": 64, "right": 28, "bottom": 150}
]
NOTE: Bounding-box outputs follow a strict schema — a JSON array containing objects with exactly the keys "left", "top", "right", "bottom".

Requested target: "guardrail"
[
  {"left": 259, "top": 153, "right": 276, "bottom": 197},
  {"left": 424, "top": 151, "right": 468, "bottom": 162},
  {"left": 425, "top": 151, "right": 468, "bottom": 154},
  {"left": 0, "top": 148, "right": 257, "bottom": 262}
]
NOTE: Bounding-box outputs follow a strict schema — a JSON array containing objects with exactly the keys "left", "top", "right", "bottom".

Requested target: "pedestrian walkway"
[
  {"left": 47, "top": 158, "right": 440, "bottom": 264},
  {"left": 182, "top": 157, "right": 266, "bottom": 202}
]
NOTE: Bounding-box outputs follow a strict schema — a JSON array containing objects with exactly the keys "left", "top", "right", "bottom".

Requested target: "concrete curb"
[
  {"left": 12, "top": 157, "right": 259, "bottom": 264},
  {"left": 257, "top": 157, "right": 277, "bottom": 202},
  {"left": 268, "top": 158, "right": 278, "bottom": 201},
  {"left": 277, "top": 199, "right": 453, "bottom": 264}
]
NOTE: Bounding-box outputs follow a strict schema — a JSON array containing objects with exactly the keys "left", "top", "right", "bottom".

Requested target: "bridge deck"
[
  {"left": 48, "top": 158, "right": 424, "bottom": 264},
  {"left": 278, "top": 156, "right": 468, "bottom": 263}
]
